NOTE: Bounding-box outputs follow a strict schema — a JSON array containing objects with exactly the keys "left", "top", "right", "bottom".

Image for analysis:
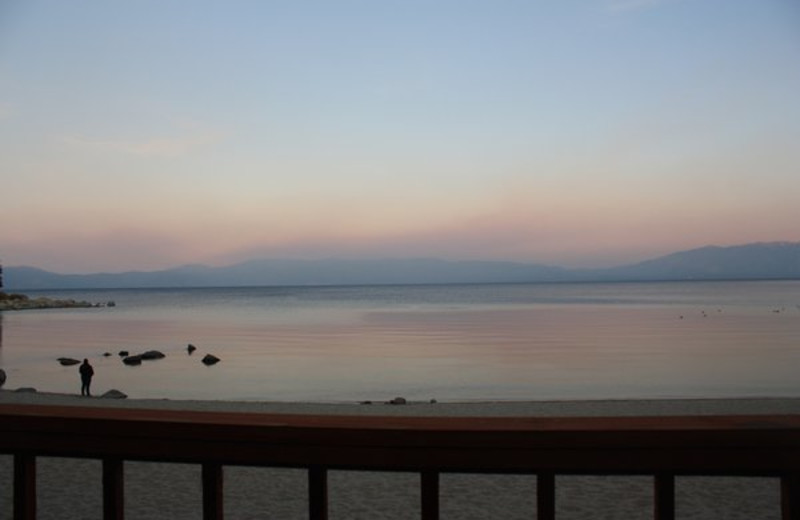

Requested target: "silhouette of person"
[{"left": 79, "top": 359, "right": 94, "bottom": 396}]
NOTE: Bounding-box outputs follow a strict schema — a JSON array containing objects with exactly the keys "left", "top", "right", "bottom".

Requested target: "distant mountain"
[
  {"left": 2, "top": 258, "right": 569, "bottom": 290},
  {"left": 3, "top": 242, "right": 799, "bottom": 290},
  {"left": 589, "top": 242, "right": 800, "bottom": 281}
]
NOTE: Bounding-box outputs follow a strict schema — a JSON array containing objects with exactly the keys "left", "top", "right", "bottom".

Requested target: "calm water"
[{"left": 1, "top": 281, "right": 799, "bottom": 402}]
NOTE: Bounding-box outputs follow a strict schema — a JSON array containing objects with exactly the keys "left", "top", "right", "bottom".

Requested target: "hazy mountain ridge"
[
  {"left": 4, "top": 242, "right": 799, "bottom": 290},
  {"left": 591, "top": 242, "right": 800, "bottom": 281}
]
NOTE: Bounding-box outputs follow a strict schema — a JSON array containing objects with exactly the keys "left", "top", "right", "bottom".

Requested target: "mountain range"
[{"left": 3, "top": 242, "right": 799, "bottom": 290}]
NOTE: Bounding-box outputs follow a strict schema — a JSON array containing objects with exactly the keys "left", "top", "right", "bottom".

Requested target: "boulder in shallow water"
[
  {"left": 58, "top": 357, "right": 80, "bottom": 366},
  {"left": 140, "top": 350, "right": 166, "bottom": 360},
  {"left": 101, "top": 389, "right": 127, "bottom": 399},
  {"left": 118, "top": 350, "right": 129, "bottom": 357},
  {"left": 388, "top": 397, "right": 407, "bottom": 405},
  {"left": 15, "top": 387, "right": 37, "bottom": 393},
  {"left": 122, "top": 355, "right": 142, "bottom": 366},
  {"left": 187, "top": 344, "right": 197, "bottom": 354},
  {"left": 0, "top": 369, "right": 6, "bottom": 387},
  {"left": 202, "top": 354, "right": 220, "bottom": 366}
]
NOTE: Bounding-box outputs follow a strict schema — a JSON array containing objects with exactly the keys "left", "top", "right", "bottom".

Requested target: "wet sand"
[{"left": 1, "top": 390, "right": 798, "bottom": 519}]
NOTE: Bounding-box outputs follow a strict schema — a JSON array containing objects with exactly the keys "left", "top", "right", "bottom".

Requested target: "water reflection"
[{"left": 2, "top": 282, "right": 800, "bottom": 401}]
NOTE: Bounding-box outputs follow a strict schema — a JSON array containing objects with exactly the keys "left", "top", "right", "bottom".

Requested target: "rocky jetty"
[{"left": 0, "top": 291, "right": 111, "bottom": 311}]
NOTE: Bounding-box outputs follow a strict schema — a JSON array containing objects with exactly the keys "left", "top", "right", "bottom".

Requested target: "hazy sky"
[{"left": 2, "top": 0, "right": 799, "bottom": 273}]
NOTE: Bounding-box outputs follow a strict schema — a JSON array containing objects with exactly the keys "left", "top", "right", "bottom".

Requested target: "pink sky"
[{"left": 2, "top": 1, "right": 799, "bottom": 273}]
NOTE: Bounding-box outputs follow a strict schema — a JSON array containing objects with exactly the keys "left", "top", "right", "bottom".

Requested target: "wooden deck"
[{"left": 2, "top": 403, "right": 800, "bottom": 519}]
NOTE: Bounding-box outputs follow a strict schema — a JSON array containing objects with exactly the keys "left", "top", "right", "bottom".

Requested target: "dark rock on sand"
[
  {"left": 101, "top": 389, "right": 127, "bottom": 399},
  {"left": 122, "top": 355, "right": 143, "bottom": 366},
  {"left": 140, "top": 350, "right": 166, "bottom": 360},
  {"left": 202, "top": 354, "right": 220, "bottom": 366},
  {"left": 0, "top": 369, "right": 6, "bottom": 387},
  {"left": 103, "top": 352, "right": 112, "bottom": 357},
  {"left": 58, "top": 357, "right": 81, "bottom": 366},
  {"left": 119, "top": 350, "right": 129, "bottom": 357},
  {"left": 187, "top": 344, "right": 197, "bottom": 354}
]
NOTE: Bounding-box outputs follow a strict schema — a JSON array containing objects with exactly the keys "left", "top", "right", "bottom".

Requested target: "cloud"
[{"left": 61, "top": 128, "right": 226, "bottom": 157}]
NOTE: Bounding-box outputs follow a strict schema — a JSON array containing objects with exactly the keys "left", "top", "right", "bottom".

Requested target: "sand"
[{"left": 2, "top": 390, "right": 798, "bottom": 519}]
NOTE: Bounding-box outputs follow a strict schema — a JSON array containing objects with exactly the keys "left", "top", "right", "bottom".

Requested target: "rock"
[
  {"left": 0, "top": 369, "right": 6, "bottom": 387},
  {"left": 202, "top": 354, "right": 220, "bottom": 366},
  {"left": 103, "top": 352, "right": 112, "bottom": 357},
  {"left": 118, "top": 350, "right": 129, "bottom": 357},
  {"left": 388, "top": 397, "right": 407, "bottom": 405},
  {"left": 107, "top": 301, "right": 116, "bottom": 307},
  {"left": 140, "top": 350, "right": 166, "bottom": 360},
  {"left": 101, "top": 389, "right": 127, "bottom": 399},
  {"left": 122, "top": 355, "right": 142, "bottom": 366},
  {"left": 15, "top": 387, "right": 37, "bottom": 393},
  {"left": 187, "top": 344, "right": 197, "bottom": 354},
  {"left": 58, "top": 357, "right": 81, "bottom": 366}
]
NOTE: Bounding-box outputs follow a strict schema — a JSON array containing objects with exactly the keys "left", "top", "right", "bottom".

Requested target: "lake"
[{"left": 1, "top": 280, "right": 799, "bottom": 402}]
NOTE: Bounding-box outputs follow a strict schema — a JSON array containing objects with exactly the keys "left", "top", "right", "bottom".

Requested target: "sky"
[{"left": 1, "top": 0, "right": 799, "bottom": 274}]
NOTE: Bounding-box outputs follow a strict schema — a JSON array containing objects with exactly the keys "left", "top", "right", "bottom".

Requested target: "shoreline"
[{"left": 3, "top": 388, "right": 800, "bottom": 417}]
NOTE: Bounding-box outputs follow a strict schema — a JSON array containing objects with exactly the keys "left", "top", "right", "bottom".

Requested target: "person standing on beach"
[{"left": 79, "top": 359, "right": 94, "bottom": 396}]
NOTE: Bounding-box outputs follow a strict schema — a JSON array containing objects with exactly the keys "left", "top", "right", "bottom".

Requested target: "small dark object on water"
[
  {"left": 202, "top": 354, "right": 220, "bottom": 366},
  {"left": 58, "top": 357, "right": 80, "bottom": 366},
  {"left": 122, "top": 355, "right": 142, "bottom": 366},
  {"left": 118, "top": 350, "right": 129, "bottom": 357},
  {"left": 103, "top": 352, "right": 112, "bottom": 357},
  {"left": 388, "top": 397, "right": 407, "bottom": 405},
  {"left": 187, "top": 344, "right": 197, "bottom": 354},
  {"left": 140, "top": 350, "right": 166, "bottom": 360},
  {"left": 107, "top": 301, "right": 116, "bottom": 307}
]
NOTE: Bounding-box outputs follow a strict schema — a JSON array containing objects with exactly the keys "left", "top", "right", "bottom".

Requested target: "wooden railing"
[{"left": 1, "top": 403, "right": 800, "bottom": 519}]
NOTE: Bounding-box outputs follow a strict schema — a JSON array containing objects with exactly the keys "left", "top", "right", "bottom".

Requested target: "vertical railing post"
[
  {"left": 103, "top": 458, "right": 124, "bottom": 520},
  {"left": 654, "top": 473, "right": 675, "bottom": 520},
  {"left": 537, "top": 472, "right": 555, "bottom": 520},
  {"left": 13, "top": 454, "right": 36, "bottom": 520},
  {"left": 421, "top": 471, "right": 439, "bottom": 520},
  {"left": 783, "top": 473, "right": 800, "bottom": 520},
  {"left": 202, "top": 463, "right": 224, "bottom": 520},
  {"left": 308, "top": 467, "right": 328, "bottom": 520}
]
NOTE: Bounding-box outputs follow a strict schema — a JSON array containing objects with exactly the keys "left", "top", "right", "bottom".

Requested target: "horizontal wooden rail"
[{"left": 1, "top": 403, "right": 800, "bottom": 519}]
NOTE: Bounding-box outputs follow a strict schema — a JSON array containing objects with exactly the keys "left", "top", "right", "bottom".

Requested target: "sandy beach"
[{"left": 2, "top": 390, "right": 798, "bottom": 519}]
